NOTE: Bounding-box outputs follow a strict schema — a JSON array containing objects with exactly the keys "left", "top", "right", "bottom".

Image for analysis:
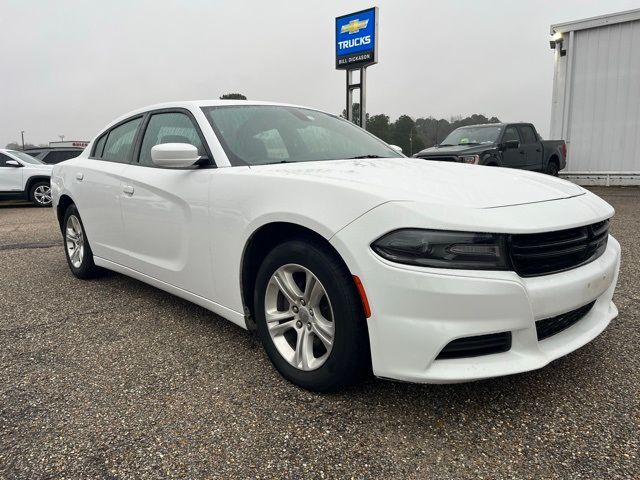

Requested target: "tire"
[
  {"left": 62, "top": 204, "right": 102, "bottom": 279},
  {"left": 254, "top": 239, "right": 370, "bottom": 392},
  {"left": 29, "top": 181, "right": 52, "bottom": 207},
  {"left": 546, "top": 161, "right": 559, "bottom": 176}
]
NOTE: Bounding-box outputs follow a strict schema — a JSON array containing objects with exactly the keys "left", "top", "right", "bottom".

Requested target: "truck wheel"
[
  {"left": 546, "top": 161, "right": 559, "bottom": 176},
  {"left": 29, "top": 181, "right": 52, "bottom": 207},
  {"left": 254, "top": 239, "right": 370, "bottom": 392}
]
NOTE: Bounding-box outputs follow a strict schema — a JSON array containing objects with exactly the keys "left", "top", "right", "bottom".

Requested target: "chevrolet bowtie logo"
[{"left": 341, "top": 18, "right": 369, "bottom": 34}]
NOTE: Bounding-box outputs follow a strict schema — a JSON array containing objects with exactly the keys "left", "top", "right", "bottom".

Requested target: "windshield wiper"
[
  {"left": 349, "top": 154, "right": 383, "bottom": 159},
  {"left": 458, "top": 142, "right": 480, "bottom": 146},
  {"left": 438, "top": 144, "right": 454, "bottom": 147}
]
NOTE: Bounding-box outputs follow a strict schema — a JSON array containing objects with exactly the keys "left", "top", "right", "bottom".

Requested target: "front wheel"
[
  {"left": 29, "top": 181, "right": 52, "bottom": 207},
  {"left": 254, "top": 239, "right": 370, "bottom": 391}
]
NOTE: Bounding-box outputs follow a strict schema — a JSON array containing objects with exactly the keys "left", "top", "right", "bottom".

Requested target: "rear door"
[
  {"left": 0, "top": 153, "right": 24, "bottom": 192},
  {"left": 119, "top": 109, "right": 215, "bottom": 298},
  {"left": 518, "top": 125, "right": 543, "bottom": 170},
  {"left": 73, "top": 117, "right": 142, "bottom": 265},
  {"left": 500, "top": 126, "right": 526, "bottom": 169}
]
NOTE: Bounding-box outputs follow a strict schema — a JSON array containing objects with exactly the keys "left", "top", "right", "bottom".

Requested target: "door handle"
[
  {"left": 123, "top": 185, "right": 135, "bottom": 196},
  {"left": 75, "top": 172, "right": 84, "bottom": 181},
  {"left": 519, "top": 151, "right": 525, "bottom": 154},
  {"left": 536, "top": 148, "right": 541, "bottom": 152}
]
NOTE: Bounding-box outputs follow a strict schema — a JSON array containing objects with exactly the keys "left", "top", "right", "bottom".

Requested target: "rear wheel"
[
  {"left": 546, "top": 161, "right": 559, "bottom": 176},
  {"left": 63, "top": 204, "right": 102, "bottom": 279},
  {"left": 29, "top": 181, "right": 52, "bottom": 207},
  {"left": 254, "top": 239, "right": 370, "bottom": 391}
]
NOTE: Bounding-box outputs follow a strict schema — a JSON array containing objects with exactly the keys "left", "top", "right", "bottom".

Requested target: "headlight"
[
  {"left": 371, "top": 229, "right": 509, "bottom": 270},
  {"left": 459, "top": 155, "right": 480, "bottom": 164}
]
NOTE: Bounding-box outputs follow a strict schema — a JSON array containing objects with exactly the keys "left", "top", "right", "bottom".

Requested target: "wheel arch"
[
  {"left": 25, "top": 175, "right": 51, "bottom": 193},
  {"left": 56, "top": 194, "right": 75, "bottom": 232},
  {"left": 239, "top": 221, "right": 353, "bottom": 330}
]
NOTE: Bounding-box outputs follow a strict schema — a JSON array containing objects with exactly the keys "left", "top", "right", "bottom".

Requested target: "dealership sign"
[{"left": 335, "top": 7, "right": 378, "bottom": 69}]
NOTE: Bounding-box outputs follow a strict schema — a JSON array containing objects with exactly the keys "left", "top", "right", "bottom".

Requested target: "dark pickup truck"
[{"left": 414, "top": 123, "right": 566, "bottom": 176}]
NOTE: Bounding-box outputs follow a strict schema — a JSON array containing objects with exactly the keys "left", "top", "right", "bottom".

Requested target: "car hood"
[
  {"left": 416, "top": 144, "right": 494, "bottom": 156},
  {"left": 251, "top": 158, "right": 584, "bottom": 209},
  {"left": 24, "top": 163, "right": 53, "bottom": 171}
]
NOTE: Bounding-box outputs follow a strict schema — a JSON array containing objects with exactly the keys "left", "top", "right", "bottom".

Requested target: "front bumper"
[{"left": 330, "top": 201, "right": 620, "bottom": 384}]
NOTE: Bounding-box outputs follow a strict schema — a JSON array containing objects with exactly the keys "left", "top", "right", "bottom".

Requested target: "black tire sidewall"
[
  {"left": 63, "top": 204, "right": 99, "bottom": 279},
  {"left": 254, "top": 239, "right": 369, "bottom": 391},
  {"left": 547, "top": 162, "right": 559, "bottom": 176},
  {"left": 29, "top": 181, "right": 51, "bottom": 207}
]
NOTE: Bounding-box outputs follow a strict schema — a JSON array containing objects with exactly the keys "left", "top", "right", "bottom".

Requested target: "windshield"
[
  {"left": 7, "top": 150, "right": 44, "bottom": 164},
  {"left": 202, "top": 105, "right": 403, "bottom": 166},
  {"left": 440, "top": 126, "right": 502, "bottom": 146}
]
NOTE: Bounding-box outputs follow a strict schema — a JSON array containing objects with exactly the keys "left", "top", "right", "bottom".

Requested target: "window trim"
[
  {"left": 133, "top": 108, "right": 216, "bottom": 169},
  {"left": 89, "top": 114, "right": 144, "bottom": 163}
]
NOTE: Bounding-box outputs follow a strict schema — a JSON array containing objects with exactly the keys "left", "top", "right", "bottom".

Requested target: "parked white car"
[
  {"left": 0, "top": 149, "right": 54, "bottom": 206},
  {"left": 50, "top": 101, "right": 620, "bottom": 391}
]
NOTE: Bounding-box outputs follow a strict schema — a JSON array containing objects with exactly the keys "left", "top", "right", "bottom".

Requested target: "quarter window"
[
  {"left": 138, "top": 112, "right": 205, "bottom": 167},
  {"left": 102, "top": 117, "right": 142, "bottom": 163},
  {"left": 92, "top": 134, "right": 107, "bottom": 159}
]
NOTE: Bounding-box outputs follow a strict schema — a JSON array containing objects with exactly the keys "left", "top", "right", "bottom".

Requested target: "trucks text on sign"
[{"left": 335, "top": 7, "right": 378, "bottom": 70}]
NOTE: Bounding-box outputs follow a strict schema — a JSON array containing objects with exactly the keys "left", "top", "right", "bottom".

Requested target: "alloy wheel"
[
  {"left": 65, "top": 215, "right": 84, "bottom": 268},
  {"left": 34, "top": 185, "right": 52, "bottom": 206},
  {"left": 264, "top": 264, "right": 335, "bottom": 371}
]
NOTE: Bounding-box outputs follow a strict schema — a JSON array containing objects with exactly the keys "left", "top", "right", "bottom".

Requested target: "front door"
[
  {"left": 518, "top": 125, "right": 543, "bottom": 170},
  {"left": 0, "top": 153, "right": 24, "bottom": 192},
  {"left": 500, "top": 126, "right": 526, "bottom": 169},
  {"left": 119, "top": 110, "right": 215, "bottom": 298}
]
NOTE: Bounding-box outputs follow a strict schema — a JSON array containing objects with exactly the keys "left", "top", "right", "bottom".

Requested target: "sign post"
[{"left": 335, "top": 7, "right": 378, "bottom": 130}]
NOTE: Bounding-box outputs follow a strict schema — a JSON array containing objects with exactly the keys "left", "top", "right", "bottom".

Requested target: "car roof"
[{"left": 102, "top": 100, "right": 321, "bottom": 131}]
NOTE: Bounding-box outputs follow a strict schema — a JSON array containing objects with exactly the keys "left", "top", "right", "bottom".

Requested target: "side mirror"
[
  {"left": 5, "top": 160, "right": 22, "bottom": 167},
  {"left": 503, "top": 140, "right": 520, "bottom": 150},
  {"left": 389, "top": 145, "right": 403, "bottom": 154},
  {"left": 151, "top": 143, "right": 200, "bottom": 168}
]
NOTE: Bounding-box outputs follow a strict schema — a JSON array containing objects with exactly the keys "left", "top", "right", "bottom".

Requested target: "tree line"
[{"left": 344, "top": 104, "right": 501, "bottom": 156}]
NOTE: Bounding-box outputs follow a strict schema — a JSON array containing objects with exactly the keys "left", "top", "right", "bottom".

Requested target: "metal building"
[{"left": 549, "top": 8, "right": 640, "bottom": 185}]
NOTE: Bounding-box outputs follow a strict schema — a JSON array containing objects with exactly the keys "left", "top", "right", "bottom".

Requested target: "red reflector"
[{"left": 353, "top": 275, "right": 371, "bottom": 318}]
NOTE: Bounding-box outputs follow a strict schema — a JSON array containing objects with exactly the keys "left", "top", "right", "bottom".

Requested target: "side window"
[
  {"left": 503, "top": 126, "right": 521, "bottom": 143},
  {"left": 0, "top": 153, "right": 12, "bottom": 167},
  {"left": 102, "top": 117, "right": 142, "bottom": 163},
  {"left": 45, "top": 151, "right": 80, "bottom": 164},
  {"left": 138, "top": 112, "right": 205, "bottom": 167},
  {"left": 92, "top": 134, "right": 107, "bottom": 158},
  {"left": 519, "top": 126, "right": 537, "bottom": 144}
]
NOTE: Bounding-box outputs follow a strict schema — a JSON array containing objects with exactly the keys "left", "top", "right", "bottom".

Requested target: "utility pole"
[
  {"left": 59, "top": 135, "right": 65, "bottom": 142},
  {"left": 409, "top": 132, "right": 413, "bottom": 156},
  {"left": 21, "top": 131, "right": 25, "bottom": 150}
]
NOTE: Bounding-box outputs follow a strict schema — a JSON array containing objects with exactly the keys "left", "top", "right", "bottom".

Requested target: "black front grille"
[
  {"left": 417, "top": 155, "right": 459, "bottom": 162},
  {"left": 436, "top": 332, "right": 512, "bottom": 360},
  {"left": 536, "top": 301, "right": 596, "bottom": 341},
  {"left": 509, "top": 220, "right": 609, "bottom": 277}
]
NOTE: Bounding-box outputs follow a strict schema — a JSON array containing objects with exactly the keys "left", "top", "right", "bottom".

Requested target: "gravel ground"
[{"left": 0, "top": 188, "right": 638, "bottom": 479}]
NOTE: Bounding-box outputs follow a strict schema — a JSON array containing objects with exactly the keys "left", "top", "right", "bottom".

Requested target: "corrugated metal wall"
[{"left": 550, "top": 19, "right": 640, "bottom": 181}]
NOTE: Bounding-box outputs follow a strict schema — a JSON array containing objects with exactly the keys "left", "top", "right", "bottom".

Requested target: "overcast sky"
[{"left": 2, "top": 0, "right": 639, "bottom": 146}]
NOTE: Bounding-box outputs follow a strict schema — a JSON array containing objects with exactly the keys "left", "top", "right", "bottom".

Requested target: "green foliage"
[{"left": 220, "top": 93, "right": 247, "bottom": 100}]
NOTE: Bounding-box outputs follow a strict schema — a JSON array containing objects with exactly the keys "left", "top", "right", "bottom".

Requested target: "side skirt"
[{"left": 93, "top": 256, "right": 247, "bottom": 329}]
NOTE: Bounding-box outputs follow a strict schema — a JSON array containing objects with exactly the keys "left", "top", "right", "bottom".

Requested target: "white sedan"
[{"left": 51, "top": 101, "right": 620, "bottom": 391}]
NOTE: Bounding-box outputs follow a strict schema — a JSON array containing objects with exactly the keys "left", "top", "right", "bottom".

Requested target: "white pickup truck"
[{"left": 0, "top": 149, "right": 54, "bottom": 206}]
